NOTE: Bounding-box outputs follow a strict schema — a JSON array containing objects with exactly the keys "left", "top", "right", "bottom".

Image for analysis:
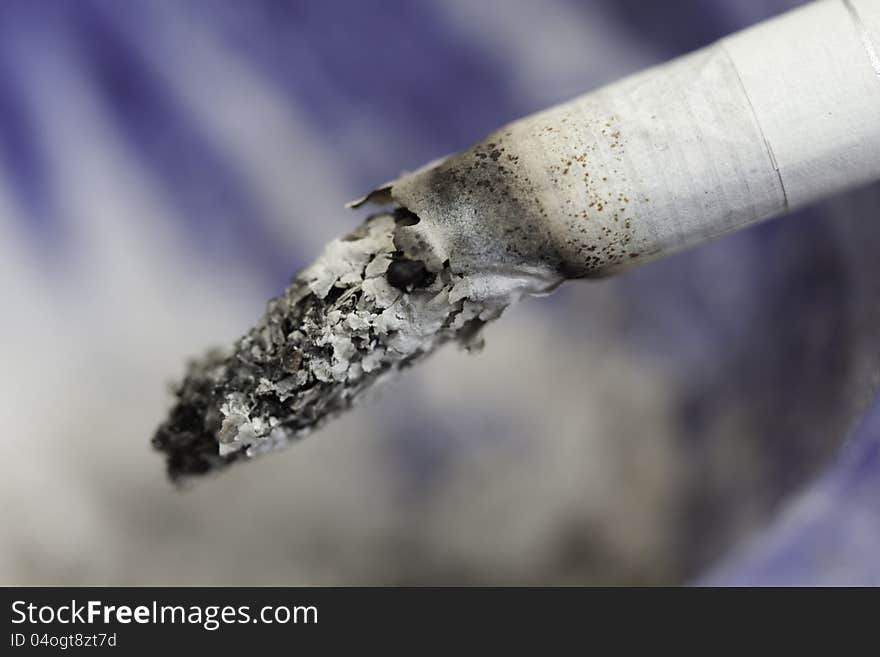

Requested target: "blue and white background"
[{"left": 2, "top": 0, "right": 880, "bottom": 585}]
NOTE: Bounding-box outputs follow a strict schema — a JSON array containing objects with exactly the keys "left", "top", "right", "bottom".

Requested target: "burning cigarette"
[{"left": 154, "top": 0, "right": 880, "bottom": 480}]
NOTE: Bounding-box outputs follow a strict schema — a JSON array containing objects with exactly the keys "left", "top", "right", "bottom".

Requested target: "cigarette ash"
[{"left": 153, "top": 209, "right": 561, "bottom": 481}]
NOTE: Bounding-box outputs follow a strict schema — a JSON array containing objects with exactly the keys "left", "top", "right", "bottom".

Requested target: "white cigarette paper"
[{"left": 355, "top": 0, "right": 880, "bottom": 279}]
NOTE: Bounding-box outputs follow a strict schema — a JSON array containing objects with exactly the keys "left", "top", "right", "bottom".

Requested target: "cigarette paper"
[{"left": 356, "top": 0, "right": 880, "bottom": 278}]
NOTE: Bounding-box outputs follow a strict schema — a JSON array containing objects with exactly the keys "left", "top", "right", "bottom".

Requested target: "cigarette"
[{"left": 154, "top": 0, "right": 880, "bottom": 480}]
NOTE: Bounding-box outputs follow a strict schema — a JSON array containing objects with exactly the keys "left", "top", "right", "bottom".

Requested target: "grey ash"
[{"left": 153, "top": 209, "right": 552, "bottom": 482}]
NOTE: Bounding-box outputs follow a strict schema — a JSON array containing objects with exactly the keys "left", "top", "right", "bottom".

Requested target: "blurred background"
[{"left": 2, "top": 0, "right": 879, "bottom": 585}]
